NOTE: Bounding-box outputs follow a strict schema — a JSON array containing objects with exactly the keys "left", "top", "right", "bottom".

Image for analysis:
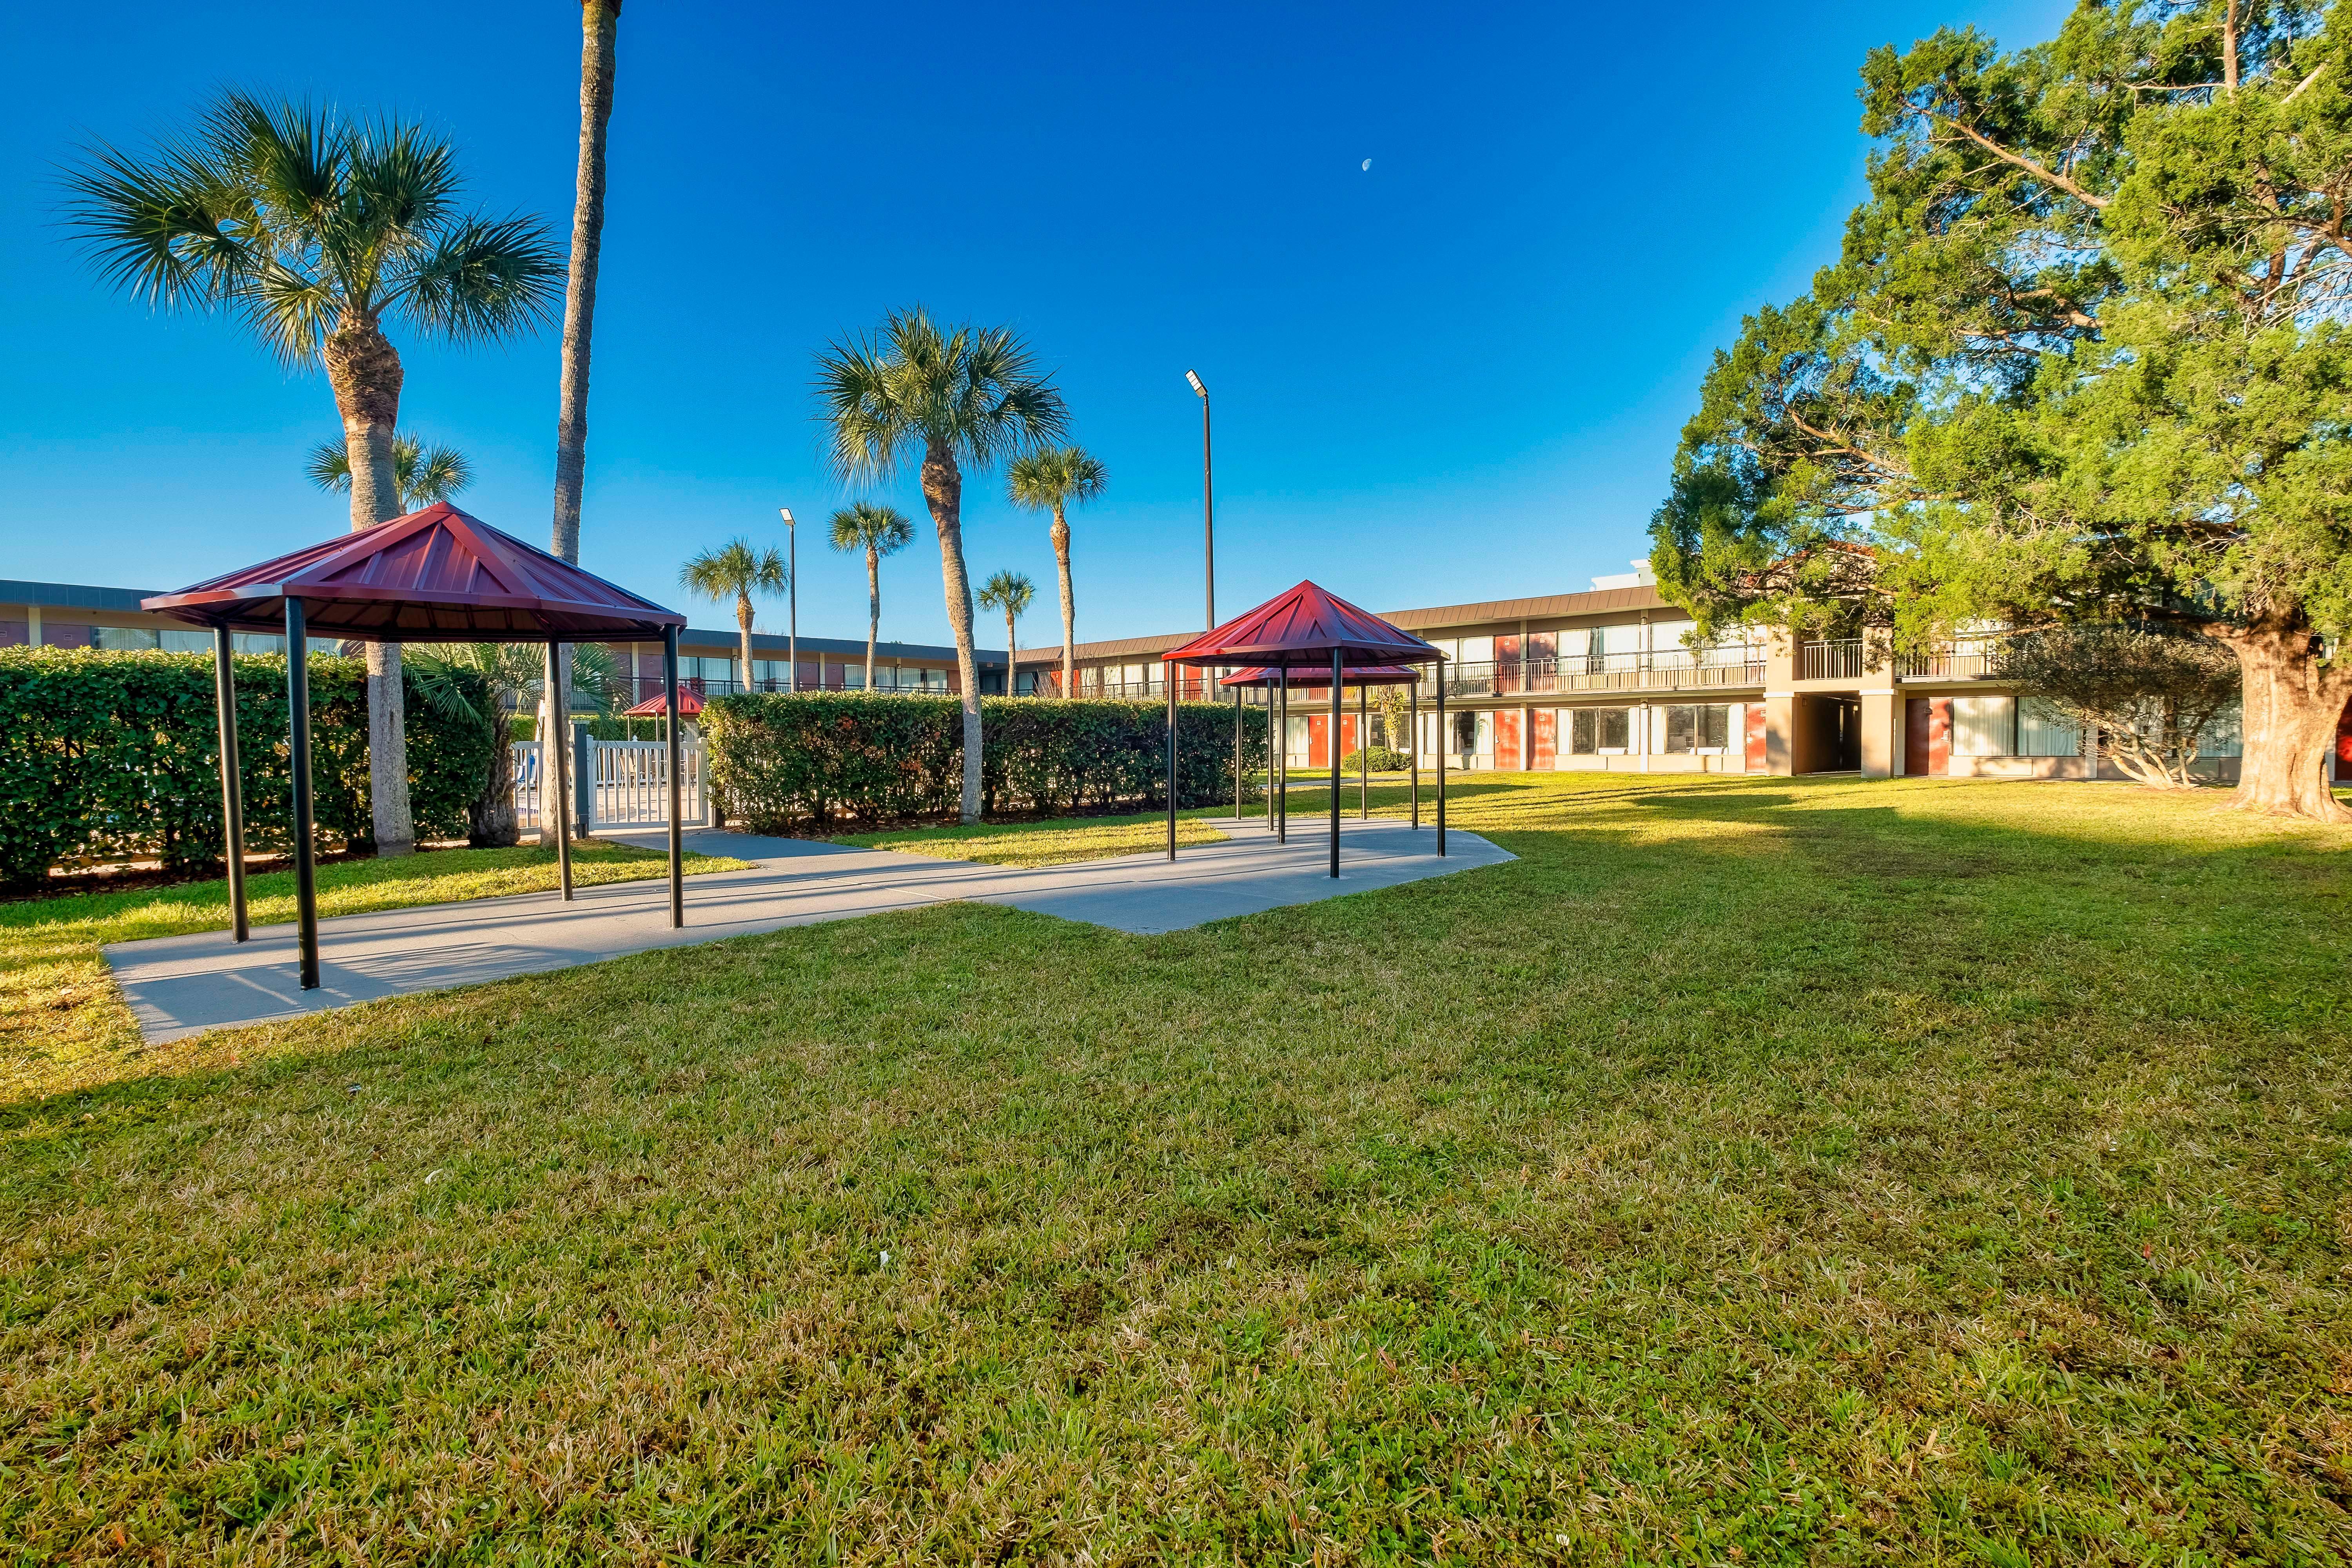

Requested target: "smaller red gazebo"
[
  {"left": 143, "top": 503, "right": 690, "bottom": 992},
  {"left": 1161, "top": 581, "right": 1446, "bottom": 876},
  {"left": 1221, "top": 664, "right": 1422, "bottom": 840},
  {"left": 622, "top": 686, "right": 704, "bottom": 719}
]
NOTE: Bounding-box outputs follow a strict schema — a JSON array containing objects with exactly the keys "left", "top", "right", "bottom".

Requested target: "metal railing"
[
  {"left": 1893, "top": 644, "right": 2002, "bottom": 680},
  {"left": 1799, "top": 640, "right": 1865, "bottom": 681},
  {"left": 1437, "top": 654, "right": 1765, "bottom": 698},
  {"left": 616, "top": 674, "right": 948, "bottom": 702}
]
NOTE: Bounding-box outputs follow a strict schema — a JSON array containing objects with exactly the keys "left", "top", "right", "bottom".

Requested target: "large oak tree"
[{"left": 1652, "top": 0, "right": 2352, "bottom": 820}]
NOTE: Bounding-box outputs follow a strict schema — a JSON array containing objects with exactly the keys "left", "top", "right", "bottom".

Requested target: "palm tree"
[
  {"left": 679, "top": 540, "right": 788, "bottom": 695},
  {"left": 544, "top": 0, "right": 626, "bottom": 799},
  {"left": 407, "top": 643, "right": 613, "bottom": 845},
  {"left": 1006, "top": 446, "right": 1105, "bottom": 697},
  {"left": 827, "top": 503, "right": 916, "bottom": 692},
  {"left": 815, "top": 308, "right": 1069, "bottom": 822},
  {"left": 305, "top": 434, "right": 473, "bottom": 510},
  {"left": 977, "top": 571, "right": 1036, "bottom": 698},
  {"left": 63, "top": 92, "right": 562, "bottom": 857}
]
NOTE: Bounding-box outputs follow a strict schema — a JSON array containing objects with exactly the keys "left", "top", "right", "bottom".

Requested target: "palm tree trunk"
[
  {"left": 921, "top": 440, "right": 983, "bottom": 822},
  {"left": 543, "top": 0, "right": 621, "bottom": 842},
  {"left": 865, "top": 546, "right": 880, "bottom": 692},
  {"left": 738, "top": 593, "right": 755, "bottom": 695},
  {"left": 1005, "top": 609, "right": 1018, "bottom": 696},
  {"left": 1051, "top": 503, "right": 1074, "bottom": 698},
  {"left": 323, "top": 318, "right": 416, "bottom": 858}
]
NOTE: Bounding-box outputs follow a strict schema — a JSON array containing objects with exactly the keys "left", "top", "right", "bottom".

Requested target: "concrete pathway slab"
[{"left": 104, "top": 817, "right": 1512, "bottom": 1044}]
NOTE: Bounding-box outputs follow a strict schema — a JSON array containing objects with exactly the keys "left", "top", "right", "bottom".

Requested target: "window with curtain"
[
  {"left": 1949, "top": 695, "right": 2015, "bottom": 756},
  {"left": 2016, "top": 698, "right": 2082, "bottom": 757},
  {"left": 92, "top": 626, "right": 160, "bottom": 650},
  {"left": 1661, "top": 704, "right": 1733, "bottom": 752},
  {"left": 1571, "top": 707, "right": 1632, "bottom": 753}
]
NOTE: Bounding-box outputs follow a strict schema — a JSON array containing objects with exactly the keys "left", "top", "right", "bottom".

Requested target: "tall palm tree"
[
  {"left": 977, "top": 570, "right": 1036, "bottom": 698},
  {"left": 1006, "top": 446, "right": 1105, "bottom": 697},
  {"left": 63, "top": 92, "right": 562, "bottom": 857},
  {"left": 815, "top": 308, "right": 1069, "bottom": 822},
  {"left": 407, "top": 643, "right": 613, "bottom": 846},
  {"left": 305, "top": 434, "right": 472, "bottom": 510},
  {"left": 544, "top": 0, "right": 626, "bottom": 803},
  {"left": 828, "top": 503, "right": 915, "bottom": 692},
  {"left": 679, "top": 540, "right": 788, "bottom": 695}
]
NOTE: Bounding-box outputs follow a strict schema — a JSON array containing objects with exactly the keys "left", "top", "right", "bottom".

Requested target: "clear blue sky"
[{"left": 0, "top": 0, "right": 2072, "bottom": 648}]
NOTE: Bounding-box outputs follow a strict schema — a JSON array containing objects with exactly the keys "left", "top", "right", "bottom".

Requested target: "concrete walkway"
[{"left": 104, "top": 817, "right": 1512, "bottom": 1044}]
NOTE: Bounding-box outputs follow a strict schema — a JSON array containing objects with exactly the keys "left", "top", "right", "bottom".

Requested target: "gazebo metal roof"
[
  {"left": 623, "top": 686, "right": 704, "bottom": 718},
  {"left": 1160, "top": 580, "right": 1439, "bottom": 669},
  {"left": 141, "top": 502, "right": 685, "bottom": 643},
  {"left": 1221, "top": 664, "right": 1420, "bottom": 688}
]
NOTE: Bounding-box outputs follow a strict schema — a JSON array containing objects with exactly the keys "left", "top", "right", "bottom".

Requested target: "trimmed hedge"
[
  {"left": 703, "top": 693, "right": 1269, "bottom": 833},
  {"left": 0, "top": 648, "right": 495, "bottom": 887}
]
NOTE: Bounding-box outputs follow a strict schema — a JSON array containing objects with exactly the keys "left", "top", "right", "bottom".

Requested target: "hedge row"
[
  {"left": 0, "top": 648, "right": 495, "bottom": 886},
  {"left": 702, "top": 693, "right": 1269, "bottom": 832}
]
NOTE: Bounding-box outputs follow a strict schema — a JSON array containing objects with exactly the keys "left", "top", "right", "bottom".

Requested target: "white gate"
[{"left": 512, "top": 739, "right": 706, "bottom": 830}]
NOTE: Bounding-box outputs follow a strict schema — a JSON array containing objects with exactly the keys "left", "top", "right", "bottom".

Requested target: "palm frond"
[
  {"left": 305, "top": 439, "right": 353, "bottom": 493},
  {"left": 406, "top": 443, "right": 471, "bottom": 506},
  {"left": 813, "top": 330, "right": 915, "bottom": 483},
  {"left": 977, "top": 569, "right": 1036, "bottom": 616},
  {"left": 816, "top": 306, "right": 1070, "bottom": 485},
  {"left": 1006, "top": 446, "right": 1107, "bottom": 510},
  {"left": 58, "top": 134, "right": 267, "bottom": 312},
  {"left": 397, "top": 214, "right": 563, "bottom": 342},
  {"left": 679, "top": 539, "right": 789, "bottom": 601},
  {"left": 826, "top": 502, "right": 916, "bottom": 555}
]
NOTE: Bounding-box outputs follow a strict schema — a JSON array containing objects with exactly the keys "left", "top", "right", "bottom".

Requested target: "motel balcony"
[{"left": 1438, "top": 653, "right": 1768, "bottom": 699}]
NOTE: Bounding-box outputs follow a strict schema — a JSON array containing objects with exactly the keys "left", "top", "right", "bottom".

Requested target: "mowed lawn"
[{"left": 4, "top": 775, "right": 2350, "bottom": 1562}]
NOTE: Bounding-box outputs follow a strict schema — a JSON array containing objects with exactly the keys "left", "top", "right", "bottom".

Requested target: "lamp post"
[
  {"left": 1185, "top": 369, "right": 1213, "bottom": 628},
  {"left": 779, "top": 507, "right": 797, "bottom": 693}
]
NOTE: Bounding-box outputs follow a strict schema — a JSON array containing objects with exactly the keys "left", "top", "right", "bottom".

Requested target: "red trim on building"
[{"left": 1532, "top": 709, "right": 1557, "bottom": 768}]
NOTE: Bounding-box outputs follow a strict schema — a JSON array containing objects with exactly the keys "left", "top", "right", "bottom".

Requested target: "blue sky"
[{"left": 0, "top": 0, "right": 2072, "bottom": 648}]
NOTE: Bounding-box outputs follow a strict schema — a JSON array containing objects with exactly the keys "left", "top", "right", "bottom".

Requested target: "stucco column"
[
  {"left": 1859, "top": 686, "right": 1898, "bottom": 778},
  {"left": 1763, "top": 632, "right": 1797, "bottom": 776}
]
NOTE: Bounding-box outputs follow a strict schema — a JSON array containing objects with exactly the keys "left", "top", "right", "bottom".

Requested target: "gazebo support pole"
[
  {"left": 547, "top": 640, "right": 573, "bottom": 900},
  {"left": 1410, "top": 676, "right": 1421, "bottom": 831},
  {"left": 1328, "top": 648, "right": 1342, "bottom": 878},
  {"left": 1232, "top": 680, "right": 1242, "bottom": 824},
  {"left": 1436, "top": 654, "right": 1447, "bottom": 857},
  {"left": 1359, "top": 682, "right": 1368, "bottom": 820},
  {"left": 285, "top": 600, "right": 319, "bottom": 990},
  {"left": 1165, "top": 664, "right": 1178, "bottom": 861},
  {"left": 1276, "top": 668, "right": 1287, "bottom": 844},
  {"left": 664, "top": 626, "right": 684, "bottom": 928},
  {"left": 212, "top": 625, "right": 248, "bottom": 943}
]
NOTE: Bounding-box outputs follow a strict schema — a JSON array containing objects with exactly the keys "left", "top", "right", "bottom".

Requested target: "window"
[
  {"left": 1949, "top": 695, "right": 2014, "bottom": 757},
  {"left": 93, "top": 626, "right": 160, "bottom": 651},
  {"left": 1662, "top": 704, "right": 1732, "bottom": 752},
  {"left": 1457, "top": 636, "right": 1494, "bottom": 666},
  {"left": 1571, "top": 707, "right": 1632, "bottom": 753},
  {"left": 751, "top": 659, "right": 789, "bottom": 689},
  {"left": 683, "top": 656, "right": 735, "bottom": 686},
  {"left": 233, "top": 633, "right": 285, "bottom": 655},
  {"left": 1557, "top": 627, "right": 1591, "bottom": 660},
  {"left": 2201, "top": 699, "right": 2243, "bottom": 758},
  {"left": 1595, "top": 624, "right": 1641, "bottom": 657},
  {"left": 841, "top": 665, "right": 865, "bottom": 690},
  {"left": 2016, "top": 698, "right": 2081, "bottom": 758}
]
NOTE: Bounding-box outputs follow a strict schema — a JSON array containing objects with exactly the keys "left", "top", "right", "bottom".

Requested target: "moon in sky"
[{"left": 1361, "top": 159, "right": 1372, "bottom": 171}]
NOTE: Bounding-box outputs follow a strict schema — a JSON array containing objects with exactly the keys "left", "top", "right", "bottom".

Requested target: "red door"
[
  {"left": 1307, "top": 713, "right": 1330, "bottom": 767},
  {"left": 1495, "top": 710, "right": 1522, "bottom": 770},
  {"left": 1745, "top": 704, "right": 1768, "bottom": 770},
  {"left": 2337, "top": 699, "right": 2352, "bottom": 781},
  {"left": 1532, "top": 710, "right": 1557, "bottom": 768},
  {"left": 1905, "top": 698, "right": 1931, "bottom": 777},
  {"left": 1496, "top": 635, "right": 1522, "bottom": 695},
  {"left": 1340, "top": 715, "right": 1359, "bottom": 755}
]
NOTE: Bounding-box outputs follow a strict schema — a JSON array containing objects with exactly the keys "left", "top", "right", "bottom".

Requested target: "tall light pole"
[
  {"left": 779, "top": 506, "right": 797, "bottom": 693},
  {"left": 1186, "top": 369, "right": 1213, "bottom": 629}
]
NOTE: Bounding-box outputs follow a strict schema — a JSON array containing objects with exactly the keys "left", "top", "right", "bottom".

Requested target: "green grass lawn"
[
  {"left": 0, "top": 841, "right": 745, "bottom": 1104},
  {"left": 5, "top": 774, "right": 2350, "bottom": 1561}
]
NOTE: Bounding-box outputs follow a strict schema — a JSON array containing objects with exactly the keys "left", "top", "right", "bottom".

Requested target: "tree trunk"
[
  {"left": 322, "top": 318, "right": 416, "bottom": 858},
  {"left": 1051, "top": 503, "right": 1074, "bottom": 697},
  {"left": 2214, "top": 620, "right": 2352, "bottom": 821},
  {"left": 738, "top": 594, "right": 755, "bottom": 695},
  {"left": 921, "top": 440, "right": 982, "bottom": 822},
  {"left": 865, "top": 546, "right": 879, "bottom": 692},
  {"left": 471, "top": 722, "right": 520, "bottom": 846},
  {"left": 542, "top": 0, "right": 621, "bottom": 843},
  {"left": 1005, "top": 610, "right": 1018, "bottom": 695}
]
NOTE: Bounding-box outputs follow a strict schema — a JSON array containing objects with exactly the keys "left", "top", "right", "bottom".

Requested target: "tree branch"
[
  {"left": 1929, "top": 112, "right": 2111, "bottom": 209},
  {"left": 2281, "top": 62, "right": 2328, "bottom": 105}
]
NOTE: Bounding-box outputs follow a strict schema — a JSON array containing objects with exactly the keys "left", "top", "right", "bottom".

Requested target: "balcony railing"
[
  {"left": 1437, "top": 654, "right": 1766, "bottom": 699},
  {"left": 1799, "top": 639, "right": 1865, "bottom": 681},
  {"left": 1893, "top": 644, "right": 2002, "bottom": 680}
]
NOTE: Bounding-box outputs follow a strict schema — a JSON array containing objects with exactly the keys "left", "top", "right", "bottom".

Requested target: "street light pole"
[
  {"left": 1186, "top": 369, "right": 1213, "bottom": 628},
  {"left": 779, "top": 507, "right": 797, "bottom": 693}
]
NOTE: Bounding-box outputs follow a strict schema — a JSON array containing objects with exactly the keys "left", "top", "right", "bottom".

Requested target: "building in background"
[{"left": 1, "top": 580, "right": 1005, "bottom": 701}]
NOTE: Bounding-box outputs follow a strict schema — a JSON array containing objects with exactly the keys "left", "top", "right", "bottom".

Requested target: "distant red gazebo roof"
[
  {"left": 1160, "top": 580, "right": 1438, "bottom": 669},
  {"left": 141, "top": 502, "right": 686, "bottom": 642},
  {"left": 622, "top": 686, "right": 704, "bottom": 718}
]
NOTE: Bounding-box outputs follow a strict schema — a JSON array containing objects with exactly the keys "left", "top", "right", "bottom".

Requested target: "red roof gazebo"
[
  {"left": 1160, "top": 581, "right": 1446, "bottom": 875},
  {"left": 1220, "top": 664, "right": 1425, "bottom": 840},
  {"left": 143, "top": 503, "right": 692, "bottom": 992}
]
